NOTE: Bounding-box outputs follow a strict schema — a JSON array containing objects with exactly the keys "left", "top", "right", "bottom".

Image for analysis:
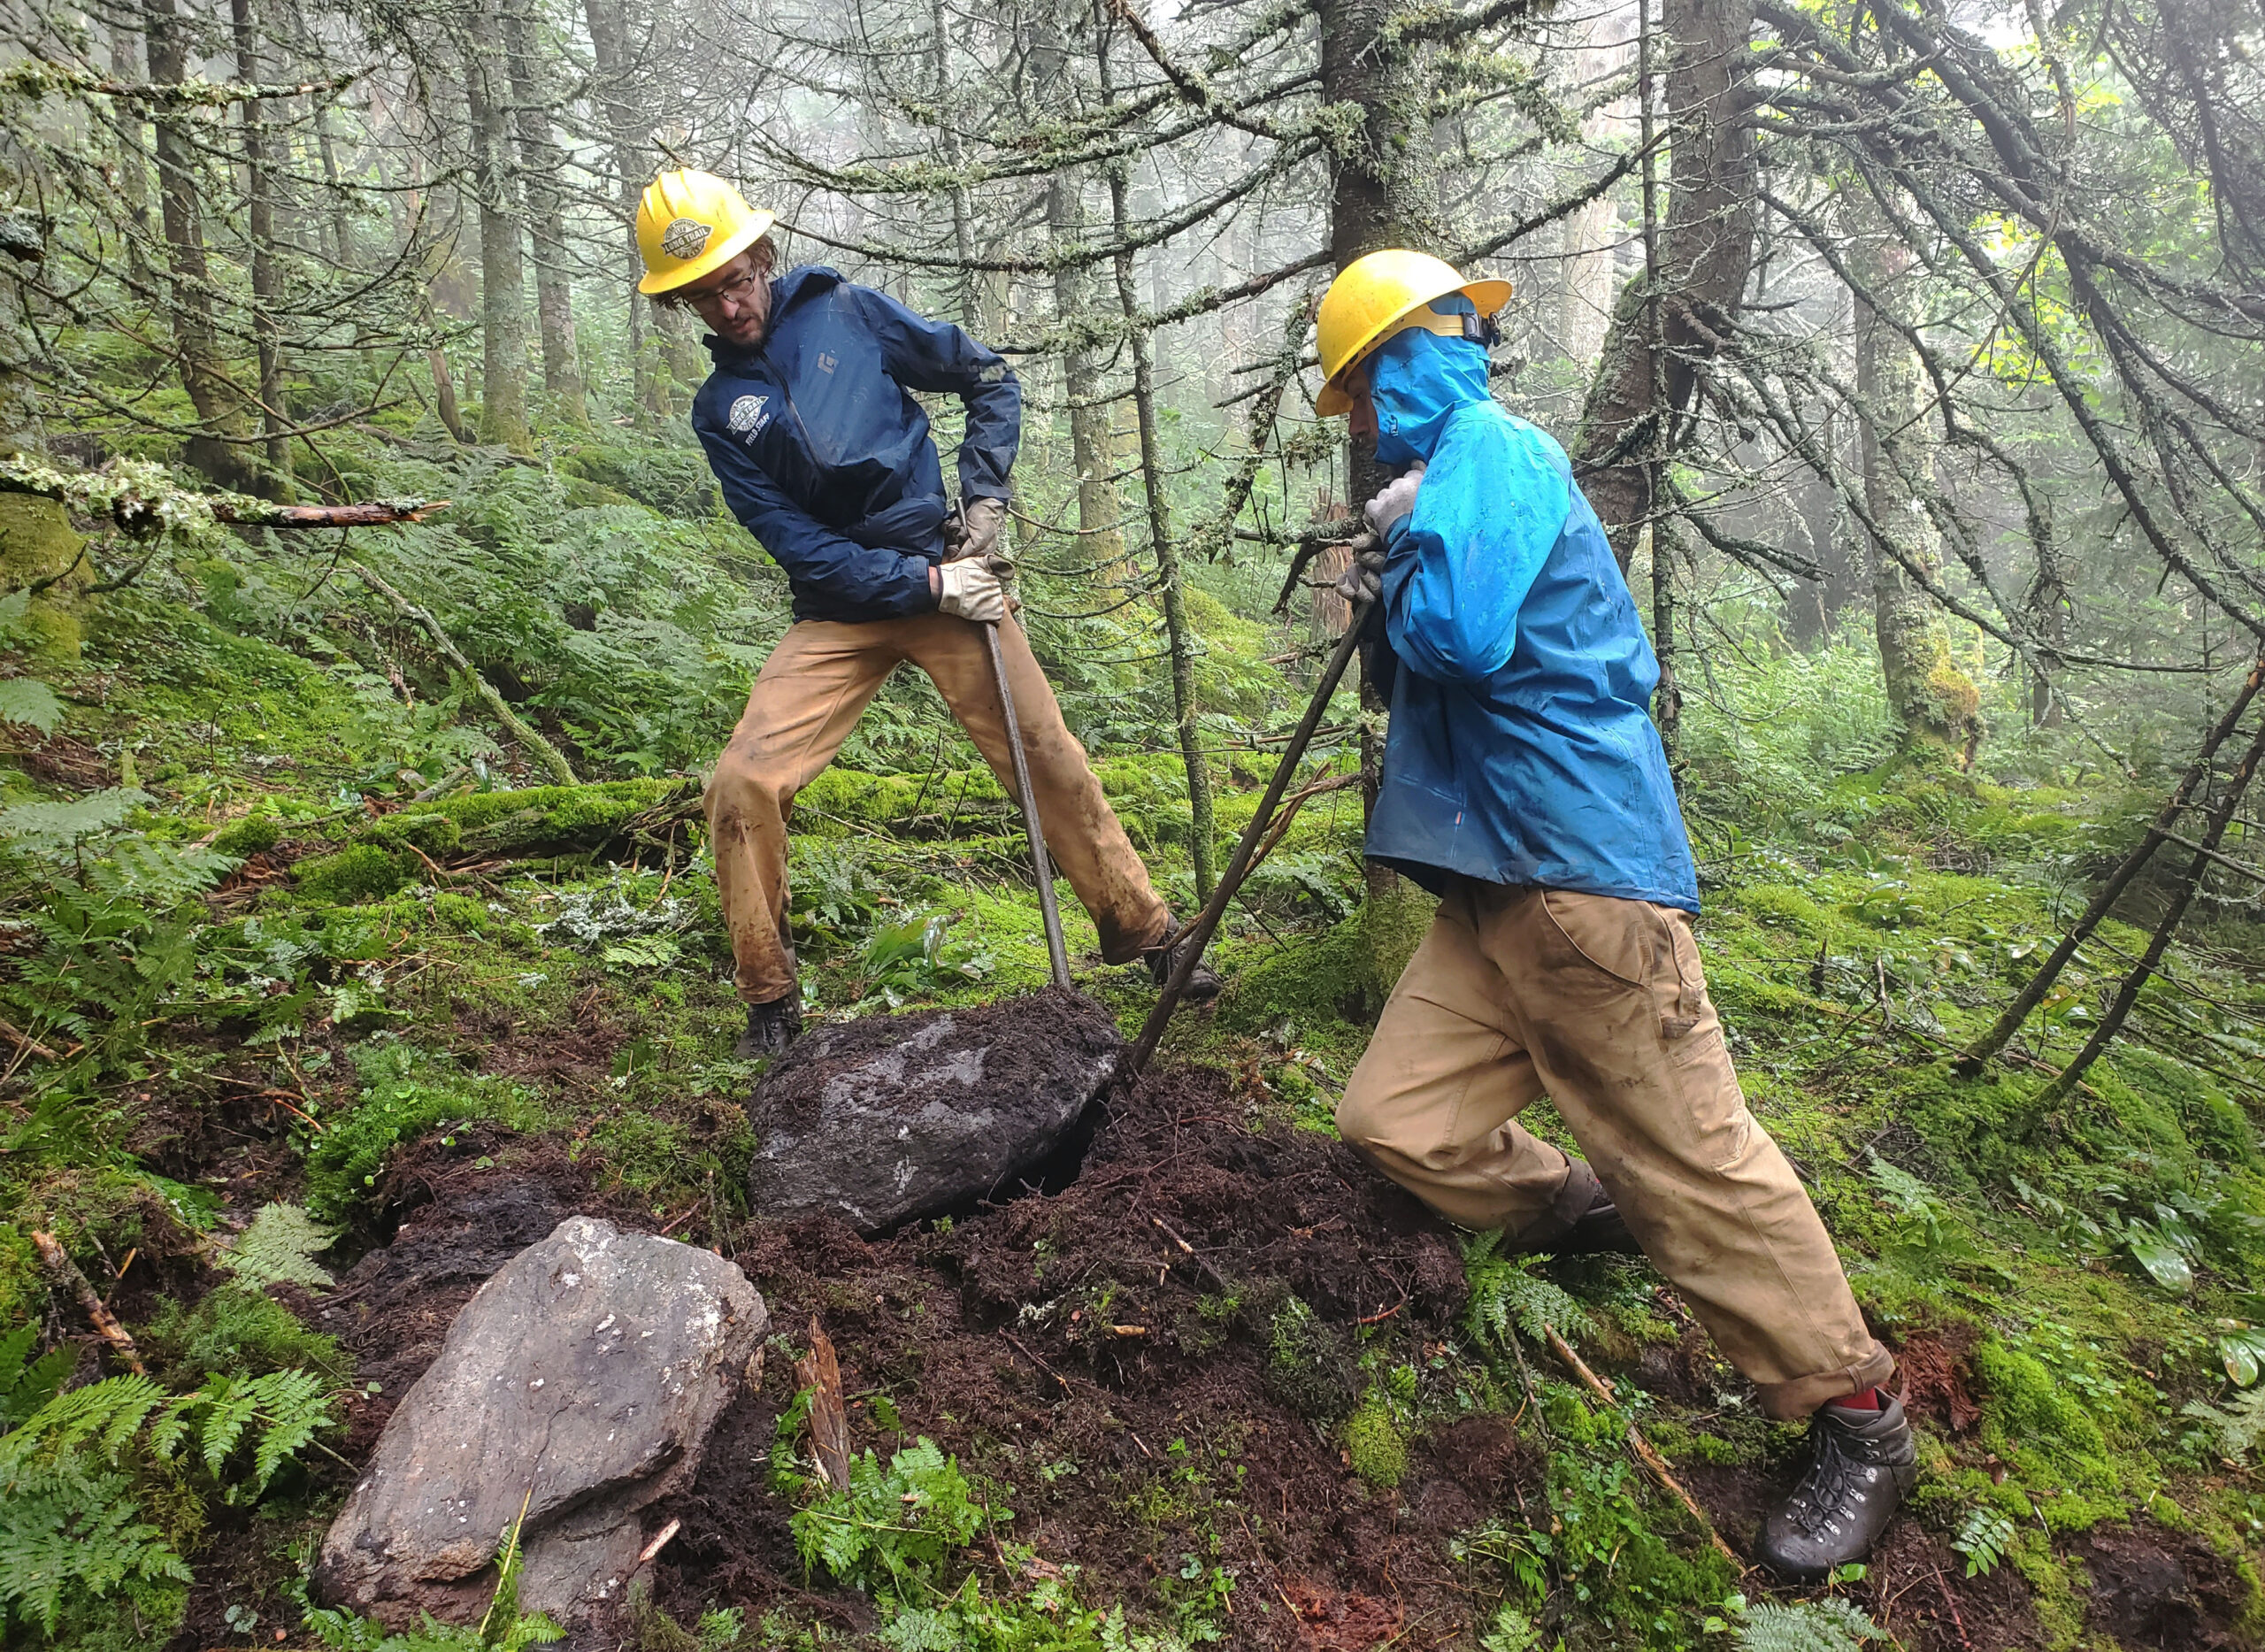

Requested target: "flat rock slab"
[
  {"left": 314, "top": 1216, "right": 765, "bottom": 1630},
  {"left": 748, "top": 987, "right": 1122, "bottom": 1233}
]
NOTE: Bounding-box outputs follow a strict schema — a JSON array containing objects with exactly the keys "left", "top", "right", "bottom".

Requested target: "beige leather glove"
[
  {"left": 937, "top": 558, "right": 1007, "bottom": 624},
  {"left": 961, "top": 495, "right": 1010, "bottom": 563}
]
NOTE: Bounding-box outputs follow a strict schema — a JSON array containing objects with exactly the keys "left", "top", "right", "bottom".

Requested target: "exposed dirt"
[{"left": 154, "top": 1057, "right": 2262, "bottom": 1651}]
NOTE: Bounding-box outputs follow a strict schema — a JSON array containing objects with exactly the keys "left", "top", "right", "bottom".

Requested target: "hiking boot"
[
  {"left": 1756, "top": 1394, "right": 1917, "bottom": 1579},
  {"left": 1507, "top": 1158, "right": 1644, "bottom": 1257},
  {"left": 733, "top": 995, "right": 802, "bottom": 1059},
  {"left": 1145, "top": 918, "right": 1224, "bottom": 1003}
]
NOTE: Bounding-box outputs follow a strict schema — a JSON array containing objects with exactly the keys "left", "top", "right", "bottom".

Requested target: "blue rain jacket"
[
  {"left": 1362, "top": 321, "right": 1699, "bottom": 911},
  {"left": 692, "top": 266, "right": 1020, "bottom": 622}
]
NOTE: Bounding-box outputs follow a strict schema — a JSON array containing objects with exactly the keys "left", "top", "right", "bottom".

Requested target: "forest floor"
[{"left": 4, "top": 473, "right": 2265, "bottom": 1651}]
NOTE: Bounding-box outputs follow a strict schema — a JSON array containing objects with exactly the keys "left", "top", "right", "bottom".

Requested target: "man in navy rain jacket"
[
  {"left": 633, "top": 169, "right": 1214, "bottom": 1054},
  {"left": 1315, "top": 250, "right": 1913, "bottom": 1579}
]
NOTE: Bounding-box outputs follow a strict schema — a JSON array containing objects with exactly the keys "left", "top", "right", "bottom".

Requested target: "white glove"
[
  {"left": 1364, "top": 463, "right": 1425, "bottom": 539},
  {"left": 937, "top": 558, "right": 1007, "bottom": 625},
  {"left": 961, "top": 495, "right": 1010, "bottom": 562}
]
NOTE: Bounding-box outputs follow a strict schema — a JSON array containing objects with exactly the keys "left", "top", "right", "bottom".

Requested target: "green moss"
[
  {"left": 433, "top": 891, "right": 489, "bottom": 934},
  {"left": 294, "top": 843, "right": 413, "bottom": 903},
  {"left": 304, "top": 1043, "right": 546, "bottom": 1220},
  {"left": 144, "top": 1282, "right": 348, "bottom": 1380},
  {"left": 211, "top": 814, "right": 280, "bottom": 857},
  {"left": 1343, "top": 1395, "right": 1407, "bottom": 1489},
  {"left": 363, "top": 811, "right": 463, "bottom": 856},
  {"left": 1263, "top": 1294, "right": 1356, "bottom": 1422}
]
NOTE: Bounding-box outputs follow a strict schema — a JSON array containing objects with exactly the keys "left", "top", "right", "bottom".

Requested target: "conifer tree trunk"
[
  {"left": 504, "top": 0, "right": 587, "bottom": 426},
  {"left": 581, "top": 0, "right": 657, "bottom": 419},
  {"left": 232, "top": 0, "right": 293, "bottom": 495},
  {"left": 1854, "top": 231, "right": 1981, "bottom": 762},
  {"left": 1569, "top": 0, "right": 1758, "bottom": 567},
  {"left": 463, "top": 24, "right": 531, "bottom": 449},
  {"left": 1034, "top": 12, "right": 1123, "bottom": 567},
  {"left": 143, "top": 0, "right": 259, "bottom": 491}
]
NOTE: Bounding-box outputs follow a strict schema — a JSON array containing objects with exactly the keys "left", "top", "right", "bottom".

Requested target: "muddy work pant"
[
  {"left": 1336, "top": 877, "right": 1894, "bottom": 1418},
  {"left": 704, "top": 612, "right": 1172, "bottom": 1006}
]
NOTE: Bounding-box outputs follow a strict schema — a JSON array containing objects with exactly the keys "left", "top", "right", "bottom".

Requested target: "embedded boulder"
[
  {"left": 747, "top": 987, "right": 1122, "bottom": 1233},
  {"left": 313, "top": 1216, "right": 765, "bottom": 1629}
]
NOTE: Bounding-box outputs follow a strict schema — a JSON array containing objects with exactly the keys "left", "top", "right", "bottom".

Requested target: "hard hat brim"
[
  {"left": 1316, "top": 276, "right": 1511, "bottom": 416},
  {"left": 637, "top": 208, "right": 778, "bottom": 296}
]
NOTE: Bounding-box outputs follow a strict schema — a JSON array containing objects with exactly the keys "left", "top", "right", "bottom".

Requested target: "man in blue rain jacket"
[
  {"left": 1314, "top": 251, "right": 1911, "bottom": 1579},
  {"left": 632, "top": 170, "right": 1213, "bottom": 1056}
]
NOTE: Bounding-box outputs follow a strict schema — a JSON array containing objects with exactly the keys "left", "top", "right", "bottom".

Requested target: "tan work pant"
[
  {"left": 703, "top": 612, "right": 1172, "bottom": 1005},
  {"left": 1337, "top": 878, "right": 1893, "bottom": 1418}
]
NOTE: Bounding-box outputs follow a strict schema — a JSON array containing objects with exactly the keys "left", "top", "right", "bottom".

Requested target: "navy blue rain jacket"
[
  {"left": 1360, "top": 318, "right": 1700, "bottom": 912},
  {"left": 692, "top": 266, "right": 1021, "bottom": 622}
]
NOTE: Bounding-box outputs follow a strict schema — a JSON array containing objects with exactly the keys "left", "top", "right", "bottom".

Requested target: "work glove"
[
  {"left": 937, "top": 557, "right": 1008, "bottom": 625},
  {"left": 1333, "top": 539, "right": 1387, "bottom": 607},
  {"left": 1363, "top": 463, "right": 1425, "bottom": 541},
  {"left": 960, "top": 495, "right": 1010, "bottom": 562}
]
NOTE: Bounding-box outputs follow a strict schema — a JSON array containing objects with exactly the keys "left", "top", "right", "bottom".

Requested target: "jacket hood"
[{"left": 1368, "top": 299, "right": 1493, "bottom": 466}]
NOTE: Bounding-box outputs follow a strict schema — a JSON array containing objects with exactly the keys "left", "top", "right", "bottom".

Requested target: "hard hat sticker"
[
  {"left": 660, "top": 217, "right": 712, "bottom": 262},
  {"left": 727, "top": 395, "right": 770, "bottom": 437}
]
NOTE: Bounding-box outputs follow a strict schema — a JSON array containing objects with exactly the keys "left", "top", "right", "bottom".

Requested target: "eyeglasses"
[{"left": 682, "top": 265, "right": 764, "bottom": 312}]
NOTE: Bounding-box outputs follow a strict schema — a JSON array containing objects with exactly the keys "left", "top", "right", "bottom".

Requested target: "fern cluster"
[
  {"left": 0, "top": 1334, "right": 336, "bottom": 1637},
  {"left": 791, "top": 1438, "right": 995, "bottom": 1594},
  {"left": 2184, "top": 1387, "right": 2265, "bottom": 1462},
  {"left": 1732, "top": 1596, "right": 1881, "bottom": 1652},
  {"left": 1462, "top": 1229, "right": 1589, "bottom": 1356}
]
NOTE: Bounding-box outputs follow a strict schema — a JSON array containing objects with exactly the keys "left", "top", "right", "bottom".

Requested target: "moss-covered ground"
[{"left": 4, "top": 454, "right": 2261, "bottom": 1651}]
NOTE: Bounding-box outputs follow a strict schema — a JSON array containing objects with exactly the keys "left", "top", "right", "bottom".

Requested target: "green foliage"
[
  {"left": 844, "top": 912, "right": 993, "bottom": 1011},
  {"left": 2182, "top": 1387, "right": 2265, "bottom": 1462},
  {"left": 1342, "top": 1395, "right": 1407, "bottom": 1488},
  {"left": 791, "top": 1438, "right": 994, "bottom": 1594},
  {"left": 1952, "top": 1505, "right": 2016, "bottom": 1577},
  {"left": 1263, "top": 1294, "right": 1355, "bottom": 1421},
  {"left": 147, "top": 1284, "right": 347, "bottom": 1381},
  {"left": 1729, "top": 1596, "right": 1881, "bottom": 1652},
  {"left": 1463, "top": 1229, "right": 1588, "bottom": 1353},
  {"left": 303, "top": 1043, "right": 544, "bottom": 1220},
  {"left": 210, "top": 813, "right": 281, "bottom": 857},
  {"left": 222, "top": 1202, "right": 337, "bottom": 1290},
  {"left": 0, "top": 1367, "right": 333, "bottom": 1634},
  {"left": 0, "top": 1324, "right": 74, "bottom": 1426},
  {"left": 295, "top": 843, "right": 414, "bottom": 904},
  {"left": 0, "top": 676, "right": 64, "bottom": 734}
]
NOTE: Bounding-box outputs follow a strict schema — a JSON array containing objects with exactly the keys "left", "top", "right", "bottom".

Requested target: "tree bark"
[
  {"left": 1110, "top": 165, "right": 1216, "bottom": 903},
  {"left": 1034, "top": 10, "right": 1124, "bottom": 569},
  {"left": 581, "top": 0, "right": 658, "bottom": 419},
  {"left": 143, "top": 0, "right": 259, "bottom": 492},
  {"left": 232, "top": 0, "right": 292, "bottom": 495},
  {"left": 1568, "top": 0, "right": 1757, "bottom": 566},
  {"left": 1853, "top": 230, "right": 1980, "bottom": 762},
  {"left": 463, "top": 24, "right": 530, "bottom": 449},
  {"left": 504, "top": 0, "right": 587, "bottom": 426}
]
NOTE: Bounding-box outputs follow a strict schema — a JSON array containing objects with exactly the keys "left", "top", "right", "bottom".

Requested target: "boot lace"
[{"left": 1785, "top": 1433, "right": 1865, "bottom": 1537}]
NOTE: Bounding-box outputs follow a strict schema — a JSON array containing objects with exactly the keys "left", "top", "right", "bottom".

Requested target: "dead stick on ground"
[
  {"left": 794, "top": 1318, "right": 852, "bottom": 1491},
  {"left": 1544, "top": 1325, "right": 1739, "bottom": 1568},
  {"left": 32, "top": 1231, "right": 146, "bottom": 1374},
  {"left": 0, "top": 1016, "right": 58, "bottom": 1061}
]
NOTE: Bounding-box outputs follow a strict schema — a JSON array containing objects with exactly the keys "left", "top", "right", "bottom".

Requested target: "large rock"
[
  {"left": 748, "top": 988, "right": 1121, "bottom": 1233},
  {"left": 314, "top": 1216, "right": 765, "bottom": 1629}
]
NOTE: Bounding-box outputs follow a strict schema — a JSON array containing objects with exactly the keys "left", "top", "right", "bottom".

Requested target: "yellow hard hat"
[
  {"left": 1314, "top": 250, "right": 1511, "bottom": 415},
  {"left": 635, "top": 169, "right": 776, "bottom": 296}
]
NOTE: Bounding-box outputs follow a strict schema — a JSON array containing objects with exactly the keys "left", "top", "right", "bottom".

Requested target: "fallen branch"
[
  {"left": 31, "top": 1231, "right": 146, "bottom": 1375},
  {"left": 0, "top": 1015, "right": 58, "bottom": 1061},
  {"left": 1544, "top": 1325, "right": 1739, "bottom": 1568},
  {"left": 349, "top": 560, "right": 580, "bottom": 787},
  {"left": 0, "top": 453, "right": 445, "bottom": 539}
]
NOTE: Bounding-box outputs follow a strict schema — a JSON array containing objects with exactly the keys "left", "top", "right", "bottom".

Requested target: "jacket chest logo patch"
[
  {"left": 726, "top": 394, "right": 771, "bottom": 438},
  {"left": 660, "top": 217, "right": 711, "bottom": 262},
  {"left": 816, "top": 351, "right": 838, "bottom": 373}
]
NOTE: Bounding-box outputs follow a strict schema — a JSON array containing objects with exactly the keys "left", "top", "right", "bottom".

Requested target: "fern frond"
[
  {"left": 2184, "top": 1387, "right": 2265, "bottom": 1461},
  {"left": 0, "top": 1374, "right": 165, "bottom": 1470},
  {"left": 1735, "top": 1597, "right": 1880, "bottom": 1652},
  {"left": 1461, "top": 1230, "right": 1589, "bottom": 1355},
  {"left": 224, "top": 1202, "right": 339, "bottom": 1290},
  {"left": 0, "top": 1325, "right": 73, "bottom": 1426},
  {"left": 0, "top": 1463, "right": 189, "bottom": 1635}
]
